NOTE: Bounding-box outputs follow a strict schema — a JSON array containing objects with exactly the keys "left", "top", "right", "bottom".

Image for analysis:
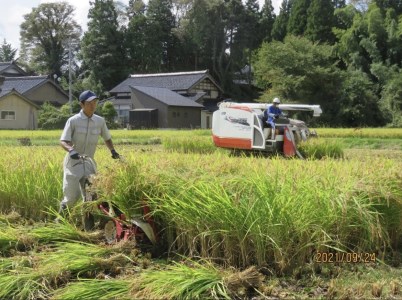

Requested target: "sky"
[{"left": 0, "top": 0, "right": 282, "bottom": 57}]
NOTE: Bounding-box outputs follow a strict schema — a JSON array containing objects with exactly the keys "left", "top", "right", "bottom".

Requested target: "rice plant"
[
  {"left": 0, "top": 215, "right": 104, "bottom": 255},
  {"left": 0, "top": 146, "right": 63, "bottom": 219},
  {"left": 314, "top": 128, "right": 402, "bottom": 139},
  {"left": 0, "top": 132, "right": 401, "bottom": 274},
  {"left": 114, "top": 153, "right": 401, "bottom": 271},
  {"left": 163, "top": 136, "right": 216, "bottom": 154},
  {"left": 132, "top": 260, "right": 232, "bottom": 299},
  {"left": 0, "top": 225, "right": 35, "bottom": 255},
  {"left": 0, "top": 271, "right": 53, "bottom": 300},
  {"left": 50, "top": 278, "right": 131, "bottom": 300},
  {"left": 0, "top": 242, "right": 133, "bottom": 300},
  {"left": 0, "top": 129, "right": 212, "bottom": 146},
  {"left": 30, "top": 220, "right": 103, "bottom": 244},
  {"left": 298, "top": 139, "right": 344, "bottom": 159}
]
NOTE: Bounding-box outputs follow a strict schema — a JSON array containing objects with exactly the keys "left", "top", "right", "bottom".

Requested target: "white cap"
[{"left": 273, "top": 97, "right": 280, "bottom": 104}]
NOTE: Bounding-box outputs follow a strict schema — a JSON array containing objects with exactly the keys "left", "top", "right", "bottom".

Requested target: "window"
[
  {"left": 184, "top": 112, "right": 188, "bottom": 118},
  {"left": 172, "top": 112, "right": 177, "bottom": 118},
  {"left": 1, "top": 111, "right": 15, "bottom": 120}
]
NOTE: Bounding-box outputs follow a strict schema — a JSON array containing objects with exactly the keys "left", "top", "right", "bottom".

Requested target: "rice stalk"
[
  {"left": 31, "top": 211, "right": 103, "bottom": 244},
  {"left": 0, "top": 225, "right": 35, "bottom": 255},
  {"left": 0, "top": 271, "right": 52, "bottom": 300},
  {"left": 38, "top": 242, "right": 133, "bottom": 276},
  {"left": 131, "top": 260, "right": 231, "bottom": 300},
  {"left": 163, "top": 136, "right": 216, "bottom": 154},
  {"left": 0, "top": 242, "right": 134, "bottom": 300},
  {"left": 50, "top": 278, "right": 131, "bottom": 300},
  {"left": 298, "top": 139, "right": 344, "bottom": 159},
  {"left": 1, "top": 135, "right": 401, "bottom": 274}
]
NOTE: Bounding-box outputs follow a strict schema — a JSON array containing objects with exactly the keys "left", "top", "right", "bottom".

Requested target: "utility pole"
[{"left": 68, "top": 39, "right": 72, "bottom": 114}]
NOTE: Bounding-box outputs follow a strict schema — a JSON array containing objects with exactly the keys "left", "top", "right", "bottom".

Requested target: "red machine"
[{"left": 98, "top": 201, "right": 157, "bottom": 245}]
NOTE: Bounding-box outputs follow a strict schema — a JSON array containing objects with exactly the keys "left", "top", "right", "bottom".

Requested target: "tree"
[
  {"left": 385, "top": 8, "right": 402, "bottom": 66},
  {"left": 243, "top": 0, "right": 261, "bottom": 48},
  {"left": 225, "top": 0, "right": 248, "bottom": 70},
  {"left": 287, "top": 0, "right": 311, "bottom": 36},
  {"left": 350, "top": 0, "right": 371, "bottom": 11},
  {"left": 253, "top": 36, "right": 343, "bottom": 124},
  {"left": 333, "top": 0, "right": 347, "bottom": 8},
  {"left": 374, "top": 0, "right": 402, "bottom": 14},
  {"left": 333, "top": 10, "right": 372, "bottom": 72},
  {"left": 305, "top": 0, "right": 335, "bottom": 43},
  {"left": 381, "top": 71, "right": 402, "bottom": 126},
  {"left": 338, "top": 70, "right": 385, "bottom": 126},
  {"left": 272, "top": 0, "right": 293, "bottom": 41},
  {"left": 101, "top": 101, "right": 118, "bottom": 128},
  {"left": 366, "top": 3, "right": 388, "bottom": 60},
  {"left": 125, "top": 0, "right": 149, "bottom": 72},
  {"left": 144, "top": 0, "right": 176, "bottom": 71},
  {"left": 185, "top": 0, "right": 227, "bottom": 78},
  {"left": 127, "top": 0, "right": 146, "bottom": 18},
  {"left": 334, "top": 3, "right": 358, "bottom": 30},
  {"left": 81, "top": 0, "right": 127, "bottom": 92},
  {"left": 260, "top": 0, "right": 276, "bottom": 42},
  {"left": 38, "top": 102, "right": 70, "bottom": 129},
  {"left": 19, "top": 2, "right": 81, "bottom": 77},
  {"left": 0, "top": 39, "right": 17, "bottom": 61}
]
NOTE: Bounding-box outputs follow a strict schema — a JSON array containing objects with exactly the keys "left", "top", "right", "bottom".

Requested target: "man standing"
[{"left": 59, "top": 90, "right": 120, "bottom": 217}]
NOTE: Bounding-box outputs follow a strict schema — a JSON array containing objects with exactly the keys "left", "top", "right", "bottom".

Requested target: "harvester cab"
[{"left": 212, "top": 102, "right": 322, "bottom": 158}]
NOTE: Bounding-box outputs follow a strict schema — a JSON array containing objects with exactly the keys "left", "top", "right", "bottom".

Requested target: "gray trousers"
[{"left": 61, "top": 155, "right": 97, "bottom": 208}]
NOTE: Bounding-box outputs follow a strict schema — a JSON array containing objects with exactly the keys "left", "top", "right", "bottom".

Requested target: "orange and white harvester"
[{"left": 212, "top": 102, "right": 322, "bottom": 158}]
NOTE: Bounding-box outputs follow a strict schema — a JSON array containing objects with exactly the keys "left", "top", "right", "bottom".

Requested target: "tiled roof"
[
  {"left": 0, "top": 62, "right": 12, "bottom": 72},
  {"left": 0, "top": 89, "right": 40, "bottom": 108},
  {"left": 111, "top": 70, "right": 209, "bottom": 93},
  {"left": 0, "top": 61, "right": 27, "bottom": 76},
  {"left": 131, "top": 85, "right": 204, "bottom": 108},
  {"left": 0, "top": 76, "right": 48, "bottom": 97}
]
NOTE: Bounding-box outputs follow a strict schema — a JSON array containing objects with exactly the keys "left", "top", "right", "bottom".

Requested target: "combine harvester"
[{"left": 212, "top": 102, "right": 322, "bottom": 158}]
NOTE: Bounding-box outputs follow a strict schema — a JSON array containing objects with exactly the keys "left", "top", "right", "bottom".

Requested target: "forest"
[{"left": 1, "top": 0, "right": 401, "bottom": 127}]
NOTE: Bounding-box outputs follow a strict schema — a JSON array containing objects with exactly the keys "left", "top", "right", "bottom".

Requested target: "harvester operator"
[
  {"left": 58, "top": 90, "right": 120, "bottom": 215},
  {"left": 264, "top": 97, "right": 283, "bottom": 136}
]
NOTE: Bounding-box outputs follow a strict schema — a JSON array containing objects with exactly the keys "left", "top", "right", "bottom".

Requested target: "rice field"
[{"left": 0, "top": 128, "right": 401, "bottom": 299}]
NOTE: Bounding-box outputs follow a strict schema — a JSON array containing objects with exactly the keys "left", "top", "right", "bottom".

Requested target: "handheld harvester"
[{"left": 212, "top": 102, "right": 322, "bottom": 158}]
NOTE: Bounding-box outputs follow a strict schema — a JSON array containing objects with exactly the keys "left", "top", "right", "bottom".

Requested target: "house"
[
  {"left": 0, "top": 61, "right": 28, "bottom": 77},
  {"left": 109, "top": 70, "right": 223, "bottom": 129},
  {"left": 0, "top": 75, "right": 68, "bottom": 107},
  {"left": 130, "top": 86, "right": 203, "bottom": 128},
  {"left": 0, "top": 89, "right": 39, "bottom": 129}
]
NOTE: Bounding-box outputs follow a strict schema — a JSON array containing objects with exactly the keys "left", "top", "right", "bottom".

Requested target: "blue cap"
[{"left": 79, "top": 90, "right": 98, "bottom": 102}]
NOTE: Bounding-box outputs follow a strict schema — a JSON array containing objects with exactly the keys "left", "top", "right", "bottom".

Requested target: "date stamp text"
[{"left": 314, "top": 252, "right": 376, "bottom": 263}]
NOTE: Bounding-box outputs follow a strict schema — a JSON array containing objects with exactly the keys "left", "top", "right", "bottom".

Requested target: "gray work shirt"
[{"left": 60, "top": 110, "right": 111, "bottom": 159}]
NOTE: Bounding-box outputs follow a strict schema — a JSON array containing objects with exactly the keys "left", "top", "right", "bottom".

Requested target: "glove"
[
  {"left": 111, "top": 149, "right": 120, "bottom": 159},
  {"left": 274, "top": 114, "right": 280, "bottom": 119},
  {"left": 69, "top": 149, "right": 80, "bottom": 160}
]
